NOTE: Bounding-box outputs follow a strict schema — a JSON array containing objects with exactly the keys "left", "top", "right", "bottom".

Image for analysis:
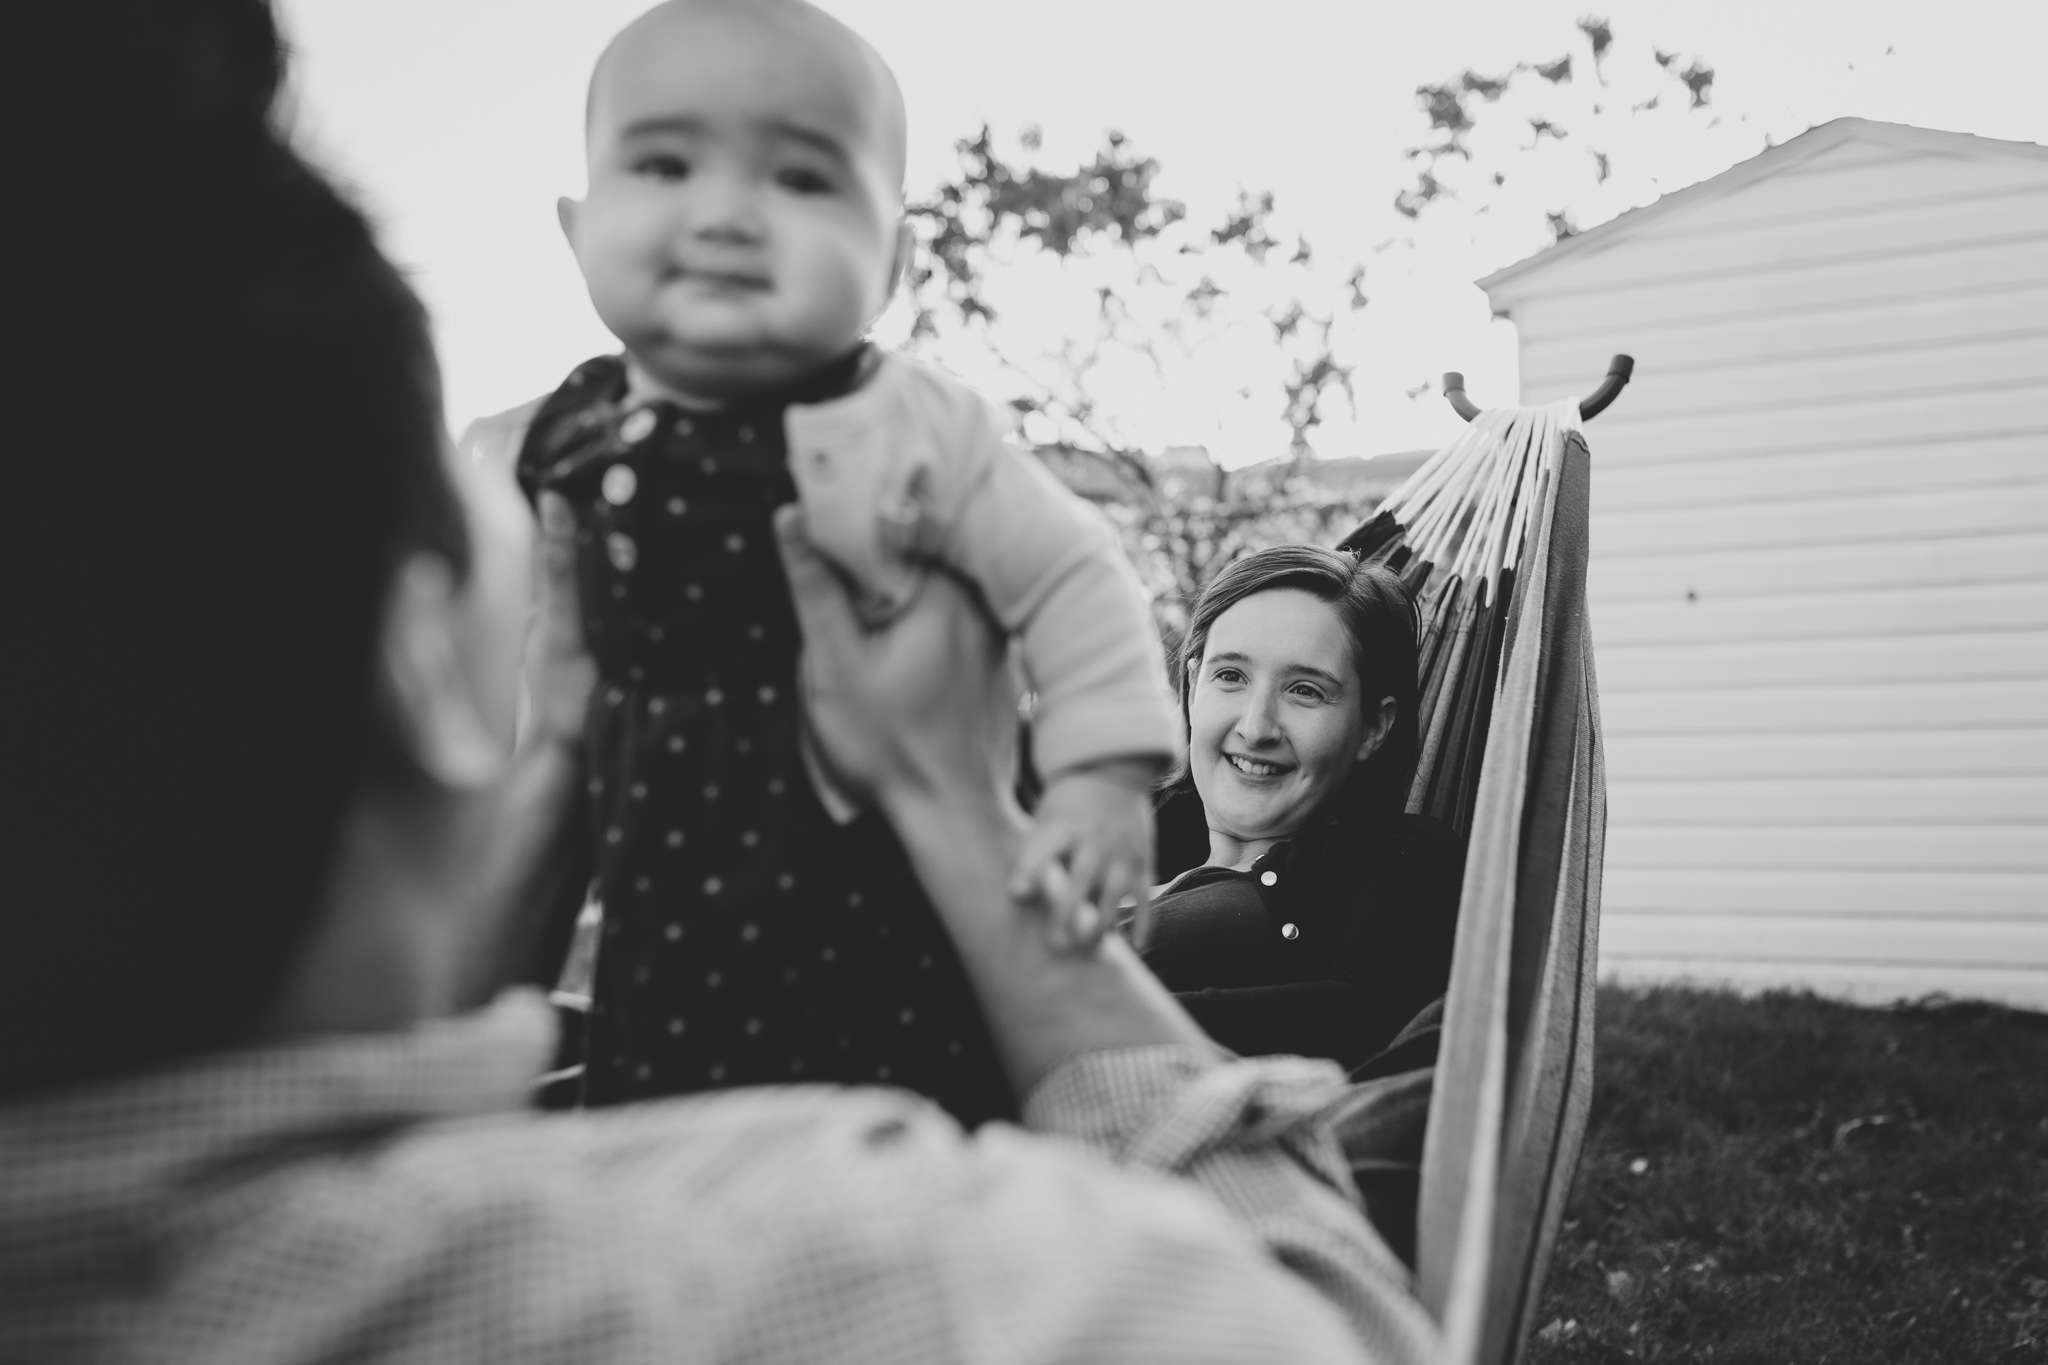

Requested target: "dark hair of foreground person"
[{"left": 3, "top": 0, "right": 467, "bottom": 1096}]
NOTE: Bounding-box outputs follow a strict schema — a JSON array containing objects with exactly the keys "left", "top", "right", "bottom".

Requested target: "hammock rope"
[{"left": 1335, "top": 378, "right": 1616, "bottom": 1365}]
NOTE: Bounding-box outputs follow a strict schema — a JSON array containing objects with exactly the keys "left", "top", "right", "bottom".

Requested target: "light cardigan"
[{"left": 466, "top": 351, "right": 1179, "bottom": 790}]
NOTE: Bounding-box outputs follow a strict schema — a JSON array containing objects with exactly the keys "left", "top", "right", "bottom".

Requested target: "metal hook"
[{"left": 1442, "top": 354, "right": 1635, "bottom": 423}]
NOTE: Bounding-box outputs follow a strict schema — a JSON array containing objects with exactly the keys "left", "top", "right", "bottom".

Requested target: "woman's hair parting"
[
  {"left": 1170, "top": 544, "right": 1423, "bottom": 815},
  {"left": 3, "top": 1, "right": 471, "bottom": 1094}
]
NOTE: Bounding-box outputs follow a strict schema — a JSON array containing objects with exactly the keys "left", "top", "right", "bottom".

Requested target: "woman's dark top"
[
  {"left": 1142, "top": 789, "right": 1464, "bottom": 1073},
  {"left": 514, "top": 350, "right": 1012, "bottom": 1127}
]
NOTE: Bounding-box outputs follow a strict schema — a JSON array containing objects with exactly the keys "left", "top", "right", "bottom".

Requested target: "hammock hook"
[{"left": 1441, "top": 354, "right": 1634, "bottom": 423}]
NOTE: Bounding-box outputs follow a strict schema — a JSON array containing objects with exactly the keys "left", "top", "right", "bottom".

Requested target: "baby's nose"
[{"left": 688, "top": 184, "right": 767, "bottom": 243}]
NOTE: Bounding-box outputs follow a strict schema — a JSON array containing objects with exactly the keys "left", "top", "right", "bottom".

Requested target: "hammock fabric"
[{"left": 1335, "top": 401, "right": 1607, "bottom": 1365}]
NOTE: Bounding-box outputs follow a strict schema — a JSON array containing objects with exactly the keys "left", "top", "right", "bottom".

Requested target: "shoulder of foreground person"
[
  {"left": 470, "top": 1051, "right": 1435, "bottom": 1363},
  {"left": 43, "top": 1051, "right": 1435, "bottom": 1363}
]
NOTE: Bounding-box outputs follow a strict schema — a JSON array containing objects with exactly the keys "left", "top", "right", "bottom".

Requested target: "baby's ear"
[
  {"left": 885, "top": 218, "right": 915, "bottom": 298},
  {"left": 556, "top": 196, "right": 583, "bottom": 252}
]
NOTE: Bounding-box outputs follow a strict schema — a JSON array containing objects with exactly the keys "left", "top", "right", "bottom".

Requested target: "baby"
[{"left": 466, "top": 0, "right": 1177, "bottom": 1124}]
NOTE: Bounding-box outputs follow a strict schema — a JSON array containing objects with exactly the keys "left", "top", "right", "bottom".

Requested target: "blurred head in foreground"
[
  {"left": 559, "top": 0, "right": 912, "bottom": 402},
  {"left": 3, "top": 0, "right": 536, "bottom": 1095}
]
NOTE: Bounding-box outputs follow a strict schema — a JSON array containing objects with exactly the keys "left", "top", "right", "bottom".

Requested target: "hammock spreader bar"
[{"left": 1334, "top": 356, "right": 1625, "bottom": 1365}]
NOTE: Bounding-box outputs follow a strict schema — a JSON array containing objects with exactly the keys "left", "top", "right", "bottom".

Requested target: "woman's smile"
[{"left": 1223, "top": 752, "right": 1292, "bottom": 780}]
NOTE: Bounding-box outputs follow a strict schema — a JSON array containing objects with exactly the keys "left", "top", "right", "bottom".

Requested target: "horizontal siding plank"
[
  {"left": 1591, "top": 482, "right": 2048, "bottom": 558},
  {"left": 1637, "top": 155, "right": 2048, "bottom": 239},
  {"left": 1602, "top": 956, "right": 2048, "bottom": 1009},
  {"left": 1599, "top": 679, "right": 2048, "bottom": 736},
  {"left": 1524, "top": 283, "right": 2048, "bottom": 386},
  {"left": 1527, "top": 186, "right": 2048, "bottom": 296},
  {"left": 1604, "top": 727, "right": 2048, "bottom": 779},
  {"left": 1508, "top": 235, "right": 2048, "bottom": 339},
  {"left": 1573, "top": 382, "right": 2048, "bottom": 467},
  {"left": 1592, "top": 580, "right": 2048, "bottom": 646},
  {"left": 1560, "top": 332, "right": 2048, "bottom": 424},
  {"left": 1587, "top": 530, "right": 2048, "bottom": 603},
  {"left": 1604, "top": 824, "right": 2048, "bottom": 873},
  {"left": 1607, "top": 776, "right": 2048, "bottom": 824},
  {"left": 1596, "top": 629, "right": 2048, "bottom": 690},
  {"left": 1600, "top": 913, "right": 2048, "bottom": 969},
  {"left": 1590, "top": 430, "right": 2048, "bottom": 514},
  {"left": 1603, "top": 867, "right": 2048, "bottom": 918}
]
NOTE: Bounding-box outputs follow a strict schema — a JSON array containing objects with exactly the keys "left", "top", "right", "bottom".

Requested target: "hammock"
[
  {"left": 534, "top": 355, "right": 1625, "bottom": 1363},
  {"left": 1333, "top": 361, "right": 1624, "bottom": 1365}
]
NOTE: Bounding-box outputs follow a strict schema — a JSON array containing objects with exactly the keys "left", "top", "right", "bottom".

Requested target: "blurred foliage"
[
  {"left": 1395, "top": 14, "right": 1718, "bottom": 246},
  {"left": 1091, "top": 457, "right": 1373, "bottom": 655},
  {"left": 897, "top": 16, "right": 1725, "bottom": 623},
  {"left": 901, "top": 127, "right": 1376, "bottom": 633}
]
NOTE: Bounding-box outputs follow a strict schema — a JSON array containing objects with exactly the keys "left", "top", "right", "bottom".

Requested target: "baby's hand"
[{"left": 1008, "top": 758, "right": 1158, "bottom": 955}]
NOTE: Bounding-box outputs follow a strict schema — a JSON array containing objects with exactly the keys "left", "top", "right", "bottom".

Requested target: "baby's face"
[{"left": 566, "top": 4, "right": 906, "bottom": 400}]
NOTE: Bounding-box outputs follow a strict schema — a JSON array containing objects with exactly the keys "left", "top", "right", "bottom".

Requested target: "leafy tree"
[
  {"left": 895, "top": 127, "right": 1374, "bottom": 634},
  {"left": 1392, "top": 14, "right": 1724, "bottom": 262},
  {"left": 892, "top": 16, "right": 1727, "bottom": 631}
]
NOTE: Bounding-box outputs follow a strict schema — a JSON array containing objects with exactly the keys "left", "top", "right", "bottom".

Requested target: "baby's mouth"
[
  {"left": 1225, "top": 754, "right": 1289, "bottom": 779},
  {"left": 676, "top": 267, "right": 771, "bottom": 291}
]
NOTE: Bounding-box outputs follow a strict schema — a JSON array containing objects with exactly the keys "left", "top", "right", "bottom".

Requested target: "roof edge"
[{"left": 1476, "top": 117, "right": 2048, "bottom": 300}]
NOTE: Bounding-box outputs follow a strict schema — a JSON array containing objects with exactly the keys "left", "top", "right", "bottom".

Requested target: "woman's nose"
[{"left": 1233, "top": 686, "right": 1284, "bottom": 746}]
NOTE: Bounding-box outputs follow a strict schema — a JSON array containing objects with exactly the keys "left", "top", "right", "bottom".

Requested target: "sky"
[{"left": 278, "top": 0, "right": 2048, "bottom": 464}]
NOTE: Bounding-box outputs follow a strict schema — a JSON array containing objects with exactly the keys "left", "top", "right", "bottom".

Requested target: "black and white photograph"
[{"left": 5, "top": 1, "right": 2044, "bottom": 1361}]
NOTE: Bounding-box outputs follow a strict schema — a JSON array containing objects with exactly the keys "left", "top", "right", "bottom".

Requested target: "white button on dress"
[{"left": 620, "top": 408, "right": 656, "bottom": 443}]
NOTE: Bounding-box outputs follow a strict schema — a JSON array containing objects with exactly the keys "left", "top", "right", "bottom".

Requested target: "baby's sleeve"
[
  {"left": 457, "top": 397, "right": 544, "bottom": 483},
  {"left": 933, "top": 415, "right": 1181, "bottom": 782}
]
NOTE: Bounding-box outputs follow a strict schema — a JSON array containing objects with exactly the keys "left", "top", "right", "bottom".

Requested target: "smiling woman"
[{"left": 1142, "top": 545, "right": 1464, "bottom": 1073}]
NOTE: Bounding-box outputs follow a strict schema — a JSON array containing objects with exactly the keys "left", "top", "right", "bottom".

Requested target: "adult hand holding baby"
[
  {"left": 772, "top": 504, "right": 1146, "bottom": 957},
  {"left": 775, "top": 504, "right": 1208, "bottom": 1093}
]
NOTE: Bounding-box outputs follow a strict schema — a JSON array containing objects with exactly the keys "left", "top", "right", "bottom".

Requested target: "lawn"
[{"left": 1526, "top": 985, "right": 2048, "bottom": 1365}]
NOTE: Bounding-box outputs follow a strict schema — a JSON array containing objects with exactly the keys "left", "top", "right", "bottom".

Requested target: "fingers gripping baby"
[{"left": 468, "top": 0, "right": 1177, "bottom": 1118}]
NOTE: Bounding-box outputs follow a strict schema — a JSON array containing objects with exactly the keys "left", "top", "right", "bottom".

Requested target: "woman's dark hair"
[
  {"left": 3, "top": 1, "right": 470, "bottom": 1094},
  {"left": 1168, "top": 544, "right": 1422, "bottom": 818}
]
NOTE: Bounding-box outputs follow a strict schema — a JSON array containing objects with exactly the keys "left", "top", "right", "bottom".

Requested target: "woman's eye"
[
  {"left": 633, "top": 154, "right": 691, "bottom": 181},
  {"left": 1211, "top": 667, "right": 1246, "bottom": 686},
  {"left": 775, "top": 166, "right": 834, "bottom": 195},
  {"left": 1288, "top": 683, "right": 1326, "bottom": 702}
]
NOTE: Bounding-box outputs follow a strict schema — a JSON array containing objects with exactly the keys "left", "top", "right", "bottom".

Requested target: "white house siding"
[{"left": 1479, "top": 120, "right": 2048, "bottom": 1010}]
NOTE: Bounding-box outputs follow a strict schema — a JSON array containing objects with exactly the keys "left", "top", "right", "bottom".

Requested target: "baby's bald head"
[
  {"left": 587, "top": 0, "right": 907, "bottom": 197},
  {"left": 562, "top": 0, "right": 916, "bottom": 399}
]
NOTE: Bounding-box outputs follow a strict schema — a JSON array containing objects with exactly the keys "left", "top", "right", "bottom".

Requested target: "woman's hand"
[{"left": 774, "top": 505, "right": 1020, "bottom": 820}]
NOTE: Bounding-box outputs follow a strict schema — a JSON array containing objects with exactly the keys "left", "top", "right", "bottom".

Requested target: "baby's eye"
[
  {"left": 632, "top": 153, "right": 691, "bottom": 181},
  {"left": 775, "top": 166, "right": 835, "bottom": 195}
]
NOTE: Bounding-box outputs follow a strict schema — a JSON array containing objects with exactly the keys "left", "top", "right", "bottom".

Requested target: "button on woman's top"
[{"left": 1140, "top": 794, "right": 1465, "bottom": 1072}]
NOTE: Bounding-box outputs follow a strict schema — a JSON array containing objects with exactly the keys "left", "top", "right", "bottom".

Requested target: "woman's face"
[{"left": 1188, "top": 588, "right": 1384, "bottom": 847}]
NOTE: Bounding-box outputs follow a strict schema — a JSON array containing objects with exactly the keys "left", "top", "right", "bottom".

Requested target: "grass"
[{"left": 1526, "top": 985, "right": 2048, "bottom": 1365}]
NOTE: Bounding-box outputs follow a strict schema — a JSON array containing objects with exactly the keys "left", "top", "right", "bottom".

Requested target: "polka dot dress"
[{"left": 517, "top": 352, "right": 1013, "bottom": 1126}]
